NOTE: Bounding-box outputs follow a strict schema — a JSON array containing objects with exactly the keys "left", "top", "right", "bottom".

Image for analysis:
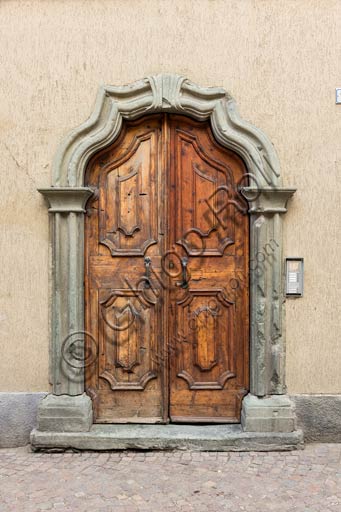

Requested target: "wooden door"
[
  {"left": 168, "top": 115, "right": 249, "bottom": 422},
  {"left": 85, "top": 115, "right": 166, "bottom": 422},
  {"left": 85, "top": 114, "right": 249, "bottom": 423}
]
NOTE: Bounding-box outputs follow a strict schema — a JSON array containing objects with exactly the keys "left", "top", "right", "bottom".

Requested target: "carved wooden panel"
[
  {"left": 99, "top": 131, "right": 159, "bottom": 256},
  {"left": 99, "top": 289, "right": 158, "bottom": 391},
  {"left": 174, "top": 290, "right": 235, "bottom": 390},
  {"left": 172, "top": 128, "right": 235, "bottom": 256}
]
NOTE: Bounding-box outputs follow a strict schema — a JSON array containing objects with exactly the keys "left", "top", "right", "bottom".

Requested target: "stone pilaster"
[
  {"left": 38, "top": 188, "right": 93, "bottom": 396},
  {"left": 243, "top": 187, "right": 296, "bottom": 397},
  {"left": 241, "top": 187, "right": 297, "bottom": 433}
]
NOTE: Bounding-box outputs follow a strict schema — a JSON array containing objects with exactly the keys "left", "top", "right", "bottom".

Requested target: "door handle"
[
  {"left": 144, "top": 256, "right": 151, "bottom": 288},
  {"left": 180, "top": 256, "right": 189, "bottom": 289}
]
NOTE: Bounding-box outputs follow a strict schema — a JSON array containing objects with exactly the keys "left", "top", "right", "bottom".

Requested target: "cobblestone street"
[{"left": 0, "top": 444, "right": 340, "bottom": 511}]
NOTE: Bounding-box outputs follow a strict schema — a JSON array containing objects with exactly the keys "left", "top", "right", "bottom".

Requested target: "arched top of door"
[{"left": 52, "top": 74, "right": 282, "bottom": 190}]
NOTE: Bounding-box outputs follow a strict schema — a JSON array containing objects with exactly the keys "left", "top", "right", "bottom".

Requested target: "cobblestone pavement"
[{"left": 0, "top": 444, "right": 340, "bottom": 511}]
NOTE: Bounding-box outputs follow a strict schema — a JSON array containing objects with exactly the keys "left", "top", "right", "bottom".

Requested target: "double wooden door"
[{"left": 85, "top": 114, "right": 249, "bottom": 423}]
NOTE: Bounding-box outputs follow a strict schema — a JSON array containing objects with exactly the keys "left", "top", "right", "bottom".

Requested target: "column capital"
[
  {"left": 242, "top": 187, "right": 296, "bottom": 214},
  {"left": 38, "top": 187, "right": 93, "bottom": 213}
]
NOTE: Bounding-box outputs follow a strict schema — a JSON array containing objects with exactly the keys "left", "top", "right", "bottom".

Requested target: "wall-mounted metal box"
[{"left": 286, "top": 258, "right": 304, "bottom": 297}]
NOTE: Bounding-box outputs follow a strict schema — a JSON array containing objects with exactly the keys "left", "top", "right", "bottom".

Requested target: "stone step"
[{"left": 31, "top": 424, "right": 304, "bottom": 452}]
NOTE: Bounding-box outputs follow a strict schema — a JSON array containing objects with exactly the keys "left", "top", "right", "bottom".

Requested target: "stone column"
[
  {"left": 241, "top": 187, "right": 298, "bottom": 433},
  {"left": 36, "top": 188, "right": 93, "bottom": 432}
]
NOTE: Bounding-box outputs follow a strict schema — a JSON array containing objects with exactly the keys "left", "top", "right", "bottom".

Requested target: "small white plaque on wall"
[{"left": 336, "top": 88, "right": 341, "bottom": 104}]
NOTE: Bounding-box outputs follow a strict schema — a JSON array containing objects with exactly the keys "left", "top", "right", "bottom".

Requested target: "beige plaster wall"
[{"left": 0, "top": 0, "right": 340, "bottom": 393}]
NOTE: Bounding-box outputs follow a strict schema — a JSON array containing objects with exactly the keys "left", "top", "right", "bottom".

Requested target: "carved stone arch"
[
  {"left": 35, "top": 74, "right": 300, "bottom": 448},
  {"left": 52, "top": 74, "right": 281, "bottom": 189}
]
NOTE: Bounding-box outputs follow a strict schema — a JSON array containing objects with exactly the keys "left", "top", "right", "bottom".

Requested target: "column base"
[
  {"left": 37, "top": 393, "right": 93, "bottom": 433},
  {"left": 241, "top": 394, "right": 297, "bottom": 433}
]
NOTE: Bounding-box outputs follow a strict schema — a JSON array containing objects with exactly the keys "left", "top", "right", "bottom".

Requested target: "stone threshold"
[{"left": 31, "top": 424, "right": 304, "bottom": 452}]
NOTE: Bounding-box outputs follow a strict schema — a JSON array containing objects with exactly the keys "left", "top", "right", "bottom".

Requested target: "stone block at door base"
[
  {"left": 30, "top": 424, "right": 304, "bottom": 452},
  {"left": 37, "top": 393, "right": 92, "bottom": 432},
  {"left": 241, "top": 394, "right": 296, "bottom": 433}
]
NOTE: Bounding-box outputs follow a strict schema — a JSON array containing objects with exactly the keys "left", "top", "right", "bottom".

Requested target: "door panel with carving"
[
  {"left": 85, "top": 114, "right": 249, "bottom": 423},
  {"left": 85, "top": 116, "right": 166, "bottom": 422},
  {"left": 168, "top": 115, "right": 249, "bottom": 422}
]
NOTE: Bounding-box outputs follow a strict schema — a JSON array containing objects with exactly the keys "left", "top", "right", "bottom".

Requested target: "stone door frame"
[{"left": 37, "top": 74, "right": 297, "bottom": 436}]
